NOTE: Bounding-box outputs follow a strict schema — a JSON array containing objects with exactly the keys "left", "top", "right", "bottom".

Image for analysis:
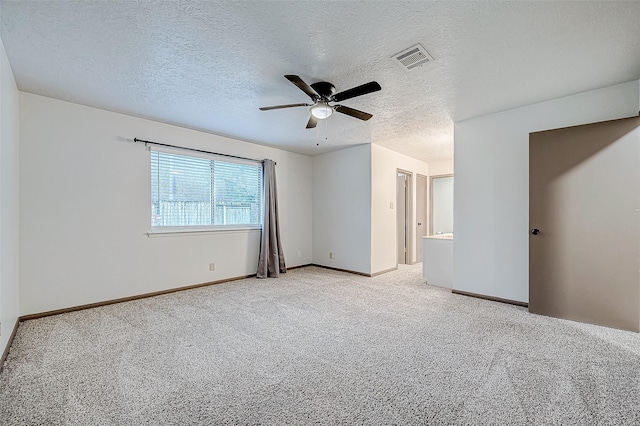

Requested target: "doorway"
[
  {"left": 529, "top": 115, "right": 640, "bottom": 331},
  {"left": 396, "top": 170, "right": 412, "bottom": 265},
  {"left": 416, "top": 174, "right": 428, "bottom": 261},
  {"left": 429, "top": 175, "right": 454, "bottom": 236}
]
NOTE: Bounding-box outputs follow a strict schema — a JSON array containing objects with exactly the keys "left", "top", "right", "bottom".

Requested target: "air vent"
[{"left": 392, "top": 44, "right": 434, "bottom": 71}]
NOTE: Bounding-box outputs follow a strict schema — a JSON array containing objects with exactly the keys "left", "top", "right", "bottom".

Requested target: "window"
[{"left": 151, "top": 149, "right": 262, "bottom": 231}]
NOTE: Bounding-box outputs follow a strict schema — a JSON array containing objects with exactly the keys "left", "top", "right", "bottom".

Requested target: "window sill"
[{"left": 147, "top": 226, "right": 262, "bottom": 238}]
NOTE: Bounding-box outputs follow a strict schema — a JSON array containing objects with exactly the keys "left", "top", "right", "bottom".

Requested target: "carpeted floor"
[{"left": 1, "top": 264, "right": 639, "bottom": 425}]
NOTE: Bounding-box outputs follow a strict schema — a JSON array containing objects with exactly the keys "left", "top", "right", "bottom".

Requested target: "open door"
[
  {"left": 396, "top": 171, "right": 412, "bottom": 265},
  {"left": 529, "top": 116, "right": 640, "bottom": 331},
  {"left": 416, "top": 175, "right": 428, "bottom": 261}
]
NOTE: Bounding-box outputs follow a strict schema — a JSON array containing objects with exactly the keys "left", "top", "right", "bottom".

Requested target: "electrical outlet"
[
  {"left": 329, "top": 252, "right": 334, "bottom": 259},
  {"left": 209, "top": 263, "right": 216, "bottom": 271},
  {"left": 297, "top": 250, "right": 301, "bottom": 258},
  {"left": 390, "top": 202, "right": 394, "bottom": 209}
]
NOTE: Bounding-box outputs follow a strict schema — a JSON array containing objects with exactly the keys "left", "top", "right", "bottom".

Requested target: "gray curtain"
[{"left": 257, "top": 159, "right": 286, "bottom": 278}]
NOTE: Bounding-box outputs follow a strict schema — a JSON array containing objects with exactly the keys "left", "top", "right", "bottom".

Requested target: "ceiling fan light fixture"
[
  {"left": 259, "top": 75, "right": 380, "bottom": 128},
  {"left": 310, "top": 102, "right": 333, "bottom": 119}
]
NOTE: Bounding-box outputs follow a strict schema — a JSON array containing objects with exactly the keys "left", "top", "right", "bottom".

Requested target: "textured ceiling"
[{"left": 2, "top": 1, "right": 640, "bottom": 162}]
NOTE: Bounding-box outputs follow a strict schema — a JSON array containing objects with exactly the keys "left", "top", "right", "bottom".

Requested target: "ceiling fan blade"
[
  {"left": 332, "top": 81, "right": 381, "bottom": 102},
  {"left": 259, "top": 103, "right": 310, "bottom": 111},
  {"left": 334, "top": 105, "right": 373, "bottom": 121},
  {"left": 285, "top": 75, "right": 320, "bottom": 100},
  {"left": 306, "top": 114, "right": 318, "bottom": 129}
]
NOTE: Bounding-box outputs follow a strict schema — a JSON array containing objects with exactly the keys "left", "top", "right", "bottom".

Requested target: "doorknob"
[{"left": 531, "top": 228, "right": 540, "bottom": 235}]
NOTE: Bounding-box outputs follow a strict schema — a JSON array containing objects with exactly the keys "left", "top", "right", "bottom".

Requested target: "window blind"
[{"left": 151, "top": 150, "right": 262, "bottom": 229}]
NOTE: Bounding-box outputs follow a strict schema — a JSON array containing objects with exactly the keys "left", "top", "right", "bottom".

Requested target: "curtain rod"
[{"left": 133, "top": 138, "right": 273, "bottom": 164}]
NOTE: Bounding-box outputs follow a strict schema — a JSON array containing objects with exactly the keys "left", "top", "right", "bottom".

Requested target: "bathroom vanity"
[{"left": 422, "top": 234, "right": 453, "bottom": 289}]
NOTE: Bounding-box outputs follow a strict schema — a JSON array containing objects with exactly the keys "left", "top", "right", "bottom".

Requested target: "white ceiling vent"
[{"left": 392, "top": 44, "right": 434, "bottom": 71}]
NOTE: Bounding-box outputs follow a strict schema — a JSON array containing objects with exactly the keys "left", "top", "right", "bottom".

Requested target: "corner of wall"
[
  {"left": 311, "top": 144, "right": 372, "bottom": 274},
  {"left": 0, "top": 34, "right": 21, "bottom": 359}
]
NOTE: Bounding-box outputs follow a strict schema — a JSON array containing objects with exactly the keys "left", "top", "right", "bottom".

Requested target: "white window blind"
[{"left": 151, "top": 149, "right": 262, "bottom": 229}]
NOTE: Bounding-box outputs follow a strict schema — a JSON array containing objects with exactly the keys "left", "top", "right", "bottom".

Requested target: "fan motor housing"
[{"left": 310, "top": 82, "right": 336, "bottom": 100}]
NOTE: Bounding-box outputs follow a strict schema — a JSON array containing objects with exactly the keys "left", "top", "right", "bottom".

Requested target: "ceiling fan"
[{"left": 260, "top": 75, "right": 381, "bottom": 129}]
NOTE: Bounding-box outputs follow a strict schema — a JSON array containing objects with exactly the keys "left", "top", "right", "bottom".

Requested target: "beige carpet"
[{"left": 1, "top": 264, "right": 639, "bottom": 425}]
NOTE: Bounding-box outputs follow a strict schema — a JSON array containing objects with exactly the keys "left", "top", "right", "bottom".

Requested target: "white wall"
[
  {"left": 427, "top": 160, "right": 453, "bottom": 177},
  {"left": 454, "top": 80, "right": 640, "bottom": 303},
  {"left": 0, "top": 36, "right": 20, "bottom": 354},
  {"left": 312, "top": 144, "right": 371, "bottom": 274},
  {"left": 19, "top": 93, "right": 312, "bottom": 315},
  {"left": 371, "top": 144, "right": 429, "bottom": 274}
]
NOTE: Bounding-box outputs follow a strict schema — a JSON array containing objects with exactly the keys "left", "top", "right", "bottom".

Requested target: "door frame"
[
  {"left": 416, "top": 174, "right": 429, "bottom": 262},
  {"left": 396, "top": 169, "right": 413, "bottom": 265}
]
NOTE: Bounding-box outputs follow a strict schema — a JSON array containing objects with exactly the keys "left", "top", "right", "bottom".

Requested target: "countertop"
[{"left": 423, "top": 233, "right": 453, "bottom": 240}]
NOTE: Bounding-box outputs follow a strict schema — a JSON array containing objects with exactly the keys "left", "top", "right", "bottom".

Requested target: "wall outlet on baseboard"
[
  {"left": 209, "top": 263, "right": 216, "bottom": 271},
  {"left": 329, "top": 252, "right": 334, "bottom": 259}
]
